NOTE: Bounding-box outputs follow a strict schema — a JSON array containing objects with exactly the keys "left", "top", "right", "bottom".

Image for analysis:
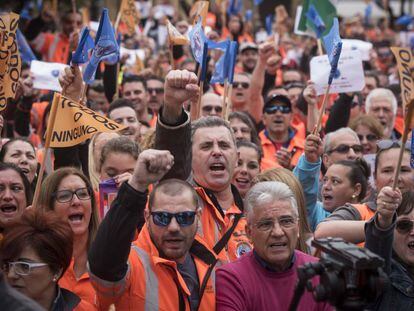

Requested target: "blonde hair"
[{"left": 253, "top": 168, "right": 312, "bottom": 254}]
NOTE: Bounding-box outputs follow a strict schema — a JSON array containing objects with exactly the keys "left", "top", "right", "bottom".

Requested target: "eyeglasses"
[
  {"left": 233, "top": 82, "right": 250, "bottom": 89},
  {"left": 264, "top": 105, "right": 292, "bottom": 114},
  {"left": 147, "top": 87, "right": 164, "bottom": 94},
  {"left": 53, "top": 188, "right": 91, "bottom": 203},
  {"left": 2, "top": 261, "right": 48, "bottom": 276},
  {"left": 254, "top": 216, "right": 297, "bottom": 232},
  {"left": 202, "top": 105, "right": 223, "bottom": 113},
  {"left": 396, "top": 219, "right": 414, "bottom": 234},
  {"left": 377, "top": 140, "right": 410, "bottom": 151},
  {"left": 358, "top": 134, "right": 378, "bottom": 142},
  {"left": 327, "top": 144, "right": 363, "bottom": 154},
  {"left": 151, "top": 211, "right": 197, "bottom": 227}
]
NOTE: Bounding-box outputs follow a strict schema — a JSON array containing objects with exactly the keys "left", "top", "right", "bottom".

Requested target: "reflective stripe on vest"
[{"left": 131, "top": 245, "right": 159, "bottom": 311}]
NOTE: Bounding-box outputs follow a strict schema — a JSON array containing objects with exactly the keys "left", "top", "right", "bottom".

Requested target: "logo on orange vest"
[{"left": 236, "top": 242, "right": 251, "bottom": 258}]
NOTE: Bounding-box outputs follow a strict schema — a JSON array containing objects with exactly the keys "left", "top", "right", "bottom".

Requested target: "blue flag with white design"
[
  {"left": 16, "top": 29, "right": 37, "bottom": 63},
  {"left": 210, "top": 40, "right": 231, "bottom": 84},
  {"left": 306, "top": 4, "right": 326, "bottom": 38},
  {"left": 72, "top": 27, "right": 94, "bottom": 65},
  {"left": 322, "top": 18, "right": 342, "bottom": 85},
  {"left": 228, "top": 41, "right": 238, "bottom": 84},
  {"left": 83, "top": 8, "right": 119, "bottom": 84},
  {"left": 188, "top": 18, "right": 208, "bottom": 64}
]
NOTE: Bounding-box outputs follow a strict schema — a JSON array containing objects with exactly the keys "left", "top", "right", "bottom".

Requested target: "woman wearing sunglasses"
[
  {"left": 349, "top": 115, "right": 384, "bottom": 155},
  {"left": 38, "top": 168, "right": 100, "bottom": 308},
  {"left": 316, "top": 140, "right": 414, "bottom": 244},
  {"left": 365, "top": 189, "right": 414, "bottom": 310},
  {"left": 1, "top": 209, "right": 93, "bottom": 310}
]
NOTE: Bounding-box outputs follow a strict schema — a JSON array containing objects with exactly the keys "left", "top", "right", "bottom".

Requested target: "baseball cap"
[
  {"left": 263, "top": 94, "right": 292, "bottom": 112},
  {"left": 240, "top": 42, "right": 258, "bottom": 53}
]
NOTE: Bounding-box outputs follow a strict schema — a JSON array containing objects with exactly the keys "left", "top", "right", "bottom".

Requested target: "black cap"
[{"left": 263, "top": 94, "right": 292, "bottom": 112}]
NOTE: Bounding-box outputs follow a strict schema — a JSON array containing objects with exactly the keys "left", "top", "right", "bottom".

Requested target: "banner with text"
[
  {"left": 50, "top": 95, "right": 126, "bottom": 148},
  {"left": 391, "top": 47, "right": 414, "bottom": 110}
]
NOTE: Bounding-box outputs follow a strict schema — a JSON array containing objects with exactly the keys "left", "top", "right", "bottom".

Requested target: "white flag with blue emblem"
[{"left": 30, "top": 60, "right": 68, "bottom": 92}]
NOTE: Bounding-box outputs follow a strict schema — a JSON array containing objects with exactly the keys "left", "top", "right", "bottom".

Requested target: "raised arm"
[
  {"left": 88, "top": 149, "right": 174, "bottom": 286},
  {"left": 155, "top": 70, "right": 199, "bottom": 180}
]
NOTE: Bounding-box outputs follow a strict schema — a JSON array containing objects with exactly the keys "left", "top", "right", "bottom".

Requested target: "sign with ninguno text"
[{"left": 49, "top": 95, "right": 126, "bottom": 148}]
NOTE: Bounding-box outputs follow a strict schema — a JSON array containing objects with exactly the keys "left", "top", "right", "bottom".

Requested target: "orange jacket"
[
  {"left": 352, "top": 203, "right": 375, "bottom": 247},
  {"left": 195, "top": 187, "right": 252, "bottom": 263},
  {"left": 91, "top": 225, "right": 216, "bottom": 311},
  {"left": 59, "top": 258, "right": 98, "bottom": 308},
  {"left": 259, "top": 129, "right": 305, "bottom": 171},
  {"left": 31, "top": 32, "right": 70, "bottom": 64}
]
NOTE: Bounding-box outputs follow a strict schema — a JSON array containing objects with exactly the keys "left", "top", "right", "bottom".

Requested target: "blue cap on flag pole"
[
  {"left": 83, "top": 8, "right": 119, "bottom": 84},
  {"left": 72, "top": 27, "right": 95, "bottom": 65}
]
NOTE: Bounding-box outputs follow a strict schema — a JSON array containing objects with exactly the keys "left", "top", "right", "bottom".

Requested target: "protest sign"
[
  {"left": 310, "top": 50, "right": 365, "bottom": 95},
  {"left": 50, "top": 95, "right": 126, "bottom": 148},
  {"left": 30, "top": 60, "right": 68, "bottom": 92},
  {"left": 0, "top": 12, "right": 21, "bottom": 112},
  {"left": 190, "top": 1, "right": 209, "bottom": 26},
  {"left": 342, "top": 39, "right": 373, "bottom": 61},
  {"left": 391, "top": 47, "right": 414, "bottom": 110},
  {"left": 119, "top": 0, "right": 140, "bottom": 36}
]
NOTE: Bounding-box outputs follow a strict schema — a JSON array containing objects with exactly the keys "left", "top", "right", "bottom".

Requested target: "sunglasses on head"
[
  {"left": 233, "top": 82, "right": 250, "bottom": 89},
  {"left": 396, "top": 219, "right": 414, "bottom": 234},
  {"left": 377, "top": 140, "right": 410, "bottom": 151},
  {"left": 264, "top": 105, "right": 292, "bottom": 114},
  {"left": 328, "top": 144, "right": 363, "bottom": 154},
  {"left": 151, "top": 211, "right": 196, "bottom": 227},
  {"left": 358, "top": 134, "right": 378, "bottom": 142}
]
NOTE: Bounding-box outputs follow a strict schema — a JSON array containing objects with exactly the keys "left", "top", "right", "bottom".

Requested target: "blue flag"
[
  {"left": 254, "top": 0, "right": 263, "bottom": 5},
  {"left": 322, "top": 18, "right": 342, "bottom": 85},
  {"left": 396, "top": 15, "right": 414, "bottom": 26},
  {"left": 210, "top": 40, "right": 231, "bottom": 84},
  {"left": 364, "top": 3, "right": 372, "bottom": 25},
  {"left": 265, "top": 15, "right": 273, "bottom": 35},
  {"left": 227, "top": 0, "right": 243, "bottom": 16},
  {"left": 245, "top": 10, "right": 253, "bottom": 22},
  {"left": 83, "top": 8, "right": 119, "bottom": 84},
  {"left": 188, "top": 18, "right": 208, "bottom": 64},
  {"left": 306, "top": 4, "right": 326, "bottom": 38},
  {"left": 228, "top": 41, "right": 238, "bottom": 84},
  {"left": 72, "top": 27, "right": 94, "bottom": 65},
  {"left": 16, "top": 29, "right": 37, "bottom": 63}
]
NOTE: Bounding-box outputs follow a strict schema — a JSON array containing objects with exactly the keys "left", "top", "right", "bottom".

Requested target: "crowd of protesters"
[{"left": 0, "top": 0, "right": 414, "bottom": 310}]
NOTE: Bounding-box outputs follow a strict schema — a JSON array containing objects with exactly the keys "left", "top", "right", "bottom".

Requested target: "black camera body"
[{"left": 289, "top": 238, "right": 388, "bottom": 311}]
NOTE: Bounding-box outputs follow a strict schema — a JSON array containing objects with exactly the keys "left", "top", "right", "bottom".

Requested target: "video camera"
[{"left": 289, "top": 237, "right": 388, "bottom": 311}]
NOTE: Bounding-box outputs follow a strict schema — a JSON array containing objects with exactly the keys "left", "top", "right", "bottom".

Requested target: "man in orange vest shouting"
[{"left": 88, "top": 149, "right": 216, "bottom": 310}]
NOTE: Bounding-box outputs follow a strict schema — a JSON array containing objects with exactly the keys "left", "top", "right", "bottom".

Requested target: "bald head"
[{"left": 200, "top": 93, "right": 223, "bottom": 118}]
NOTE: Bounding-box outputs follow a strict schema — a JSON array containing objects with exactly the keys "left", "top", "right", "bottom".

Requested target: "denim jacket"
[{"left": 365, "top": 214, "right": 414, "bottom": 310}]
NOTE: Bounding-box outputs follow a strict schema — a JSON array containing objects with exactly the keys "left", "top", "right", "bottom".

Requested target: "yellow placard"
[
  {"left": 167, "top": 20, "right": 189, "bottom": 46},
  {"left": 50, "top": 95, "right": 126, "bottom": 147},
  {"left": 391, "top": 47, "right": 414, "bottom": 110},
  {"left": 190, "top": 1, "right": 209, "bottom": 27},
  {"left": 120, "top": 0, "right": 140, "bottom": 36}
]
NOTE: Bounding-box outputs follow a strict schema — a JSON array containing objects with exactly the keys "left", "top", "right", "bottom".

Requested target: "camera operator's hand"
[
  {"left": 128, "top": 149, "right": 174, "bottom": 193},
  {"left": 376, "top": 186, "right": 402, "bottom": 229},
  {"left": 304, "top": 134, "right": 322, "bottom": 163},
  {"left": 58, "top": 65, "right": 83, "bottom": 102},
  {"left": 163, "top": 70, "right": 199, "bottom": 124}
]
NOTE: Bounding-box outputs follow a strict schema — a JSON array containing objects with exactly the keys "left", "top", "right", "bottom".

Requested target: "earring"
[
  {"left": 52, "top": 275, "right": 58, "bottom": 282},
  {"left": 352, "top": 194, "right": 356, "bottom": 199}
]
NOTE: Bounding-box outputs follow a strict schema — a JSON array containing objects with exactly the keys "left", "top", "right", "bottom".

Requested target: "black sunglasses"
[
  {"left": 202, "top": 105, "right": 223, "bottom": 113},
  {"left": 151, "top": 211, "right": 196, "bottom": 227},
  {"left": 233, "top": 82, "right": 250, "bottom": 89},
  {"left": 327, "top": 144, "right": 363, "bottom": 154},
  {"left": 264, "top": 105, "right": 292, "bottom": 114},
  {"left": 377, "top": 140, "right": 410, "bottom": 151},
  {"left": 358, "top": 134, "right": 378, "bottom": 142},
  {"left": 396, "top": 219, "right": 414, "bottom": 234},
  {"left": 147, "top": 87, "right": 164, "bottom": 94}
]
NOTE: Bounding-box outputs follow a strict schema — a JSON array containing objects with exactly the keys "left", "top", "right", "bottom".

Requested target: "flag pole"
[
  {"left": 225, "top": 83, "right": 233, "bottom": 121},
  {"left": 80, "top": 83, "right": 88, "bottom": 104},
  {"left": 169, "top": 45, "right": 175, "bottom": 70},
  {"left": 317, "top": 39, "right": 323, "bottom": 56},
  {"left": 392, "top": 100, "right": 414, "bottom": 190},
  {"left": 197, "top": 81, "right": 204, "bottom": 119},
  {"left": 312, "top": 83, "right": 331, "bottom": 135},
  {"left": 71, "top": 0, "right": 77, "bottom": 14},
  {"left": 222, "top": 79, "right": 229, "bottom": 116},
  {"left": 32, "top": 93, "right": 61, "bottom": 208}
]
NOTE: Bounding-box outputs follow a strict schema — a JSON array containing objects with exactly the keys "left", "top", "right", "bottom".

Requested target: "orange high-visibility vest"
[{"left": 90, "top": 225, "right": 216, "bottom": 311}]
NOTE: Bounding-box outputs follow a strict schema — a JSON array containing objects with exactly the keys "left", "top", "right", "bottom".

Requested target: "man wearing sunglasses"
[
  {"left": 259, "top": 94, "right": 304, "bottom": 170},
  {"left": 146, "top": 75, "right": 165, "bottom": 115},
  {"left": 89, "top": 149, "right": 216, "bottom": 310},
  {"left": 200, "top": 93, "right": 223, "bottom": 118},
  {"left": 365, "top": 187, "right": 414, "bottom": 310}
]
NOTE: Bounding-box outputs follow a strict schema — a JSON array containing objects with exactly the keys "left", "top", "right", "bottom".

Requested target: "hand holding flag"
[{"left": 83, "top": 8, "right": 119, "bottom": 84}]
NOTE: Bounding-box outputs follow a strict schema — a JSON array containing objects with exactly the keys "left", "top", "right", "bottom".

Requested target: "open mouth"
[
  {"left": 269, "top": 242, "right": 287, "bottom": 249},
  {"left": 323, "top": 194, "right": 333, "bottom": 202},
  {"left": 121, "top": 128, "right": 135, "bottom": 136},
  {"left": 273, "top": 119, "right": 284, "bottom": 125},
  {"left": 210, "top": 163, "right": 226, "bottom": 172},
  {"left": 68, "top": 213, "right": 84, "bottom": 224},
  {"left": 0, "top": 204, "right": 17, "bottom": 214},
  {"left": 235, "top": 177, "right": 250, "bottom": 186},
  {"left": 19, "top": 167, "right": 30, "bottom": 174},
  {"left": 408, "top": 242, "right": 414, "bottom": 250}
]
